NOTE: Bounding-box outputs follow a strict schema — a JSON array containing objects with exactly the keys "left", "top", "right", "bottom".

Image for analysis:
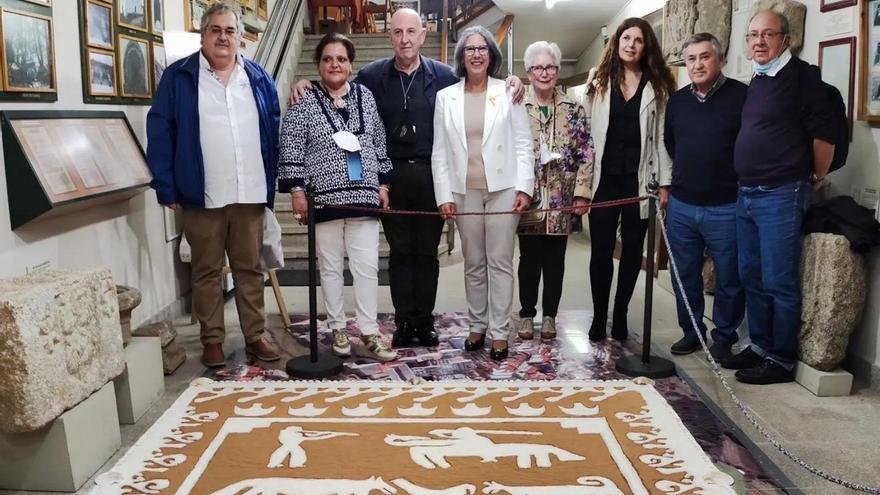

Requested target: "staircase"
[{"left": 273, "top": 32, "right": 456, "bottom": 286}]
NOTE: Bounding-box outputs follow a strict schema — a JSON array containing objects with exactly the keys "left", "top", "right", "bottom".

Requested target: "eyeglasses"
[
  {"left": 208, "top": 26, "right": 238, "bottom": 38},
  {"left": 464, "top": 45, "right": 489, "bottom": 56},
  {"left": 745, "top": 31, "right": 786, "bottom": 41},
  {"left": 528, "top": 64, "right": 559, "bottom": 75}
]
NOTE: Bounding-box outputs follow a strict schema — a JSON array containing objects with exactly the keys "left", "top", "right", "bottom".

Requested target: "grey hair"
[
  {"left": 681, "top": 32, "right": 724, "bottom": 60},
  {"left": 453, "top": 26, "right": 503, "bottom": 78},
  {"left": 200, "top": 2, "right": 244, "bottom": 36},
  {"left": 523, "top": 41, "right": 561, "bottom": 71},
  {"left": 749, "top": 9, "right": 790, "bottom": 34}
]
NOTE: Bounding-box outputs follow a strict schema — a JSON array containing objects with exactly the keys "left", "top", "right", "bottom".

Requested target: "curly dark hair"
[{"left": 588, "top": 17, "right": 675, "bottom": 106}]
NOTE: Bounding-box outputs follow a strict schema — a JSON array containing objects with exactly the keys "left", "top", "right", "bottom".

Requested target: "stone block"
[
  {"left": 799, "top": 233, "right": 867, "bottom": 371},
  {"left": 114, "top": 336, "right": 165, "bottom": 424},
  {"left": 133, "top": 320, "right": 177, "bottom": 347},
  {"left": 663, "top": 0, "right": 732, "bottom": 65},
  {"left": 116, "top": 285, "right": 142, "bottom": 347},
  {"left": 0, "top": 268, "right": 125, "bottom": 433},
  {"left": 795, "top": 361, "right": 853, "bottom": 397},
  {"left": 0, "top": 381, "right": 121, "bottom": 492},
  {"left": 751, "top": 0, "right": 807, "bottom": 55},
  {"left": 162, "top": 339, "right": 187, "bottom": 375}
]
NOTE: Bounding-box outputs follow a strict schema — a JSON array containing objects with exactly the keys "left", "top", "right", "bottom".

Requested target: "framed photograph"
[
  {"left": 257, "top": 0, "right": 268, "bottom": 20},
  {"left": 860, "top": 0, "right": 880, "bottom": 122},
  {"left": 118, "top": 0, "right": 147, "bottom": 32},
  {"left": 821, "top": 0, "right": 857, "bottom": 13},
  {"left": 151, "top": 41, "right": 165, "bottom": 89},
  {"left": 185, "top": 0, "right": 208, "bottom": 32},
  {"left": 150, "top": 0, "right": 164, "bottom": 34},
  {"left": 117, "top": 34, "right": 151, "bottom": 98},
  {"left": 86, "top": 0, "right": 113, "bottom": 49},
  {"left": 87, "top": 48, "right": 116, "bottom": 96},
  {"left": 0, "top": 8, "right": 56, "bottom": 93},
  {"left": 819, "top": 37, "right": 855, "bottom": 139}
]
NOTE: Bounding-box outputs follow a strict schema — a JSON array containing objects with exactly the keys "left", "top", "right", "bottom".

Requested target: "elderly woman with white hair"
[
  {"left": 515, "top": 41, "right": 594, "bottom": 342},
  {"left": 432, "top": 25, "right": 535, "bottom": 360}
]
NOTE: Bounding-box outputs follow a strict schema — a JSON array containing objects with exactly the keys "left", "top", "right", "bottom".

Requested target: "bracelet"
[
  {"left": 289, "top": 186, "right": 305, "bottom": 194},
  {"left": 379, "top": 185, "right": 390, "bottom": 192}
]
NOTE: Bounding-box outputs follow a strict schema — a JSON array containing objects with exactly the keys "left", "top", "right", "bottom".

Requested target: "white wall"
[
  {"left": 576, "top": 0, "right": 880, "bottom": 383},
  {"left": 0, "top": 0, "right": 273, "bottom": 327}
]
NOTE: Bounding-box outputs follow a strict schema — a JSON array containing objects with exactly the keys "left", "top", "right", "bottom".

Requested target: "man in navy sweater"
[
  {"left": 664, "top": 33, "right": 747, "bottom": 361},
  {"left": 728, "top": 10, "right": 836, "bottom": 384}
]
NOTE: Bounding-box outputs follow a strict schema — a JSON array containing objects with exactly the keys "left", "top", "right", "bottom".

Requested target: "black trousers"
[
  {"left": 518, "top": 234, "right": 568, "bottom": 318},
  {"left": 588, "top": 173, "right": 648, "bottom": 320},
  {"left": 382, "top": 160, "right": 445, "bottom": 326}
]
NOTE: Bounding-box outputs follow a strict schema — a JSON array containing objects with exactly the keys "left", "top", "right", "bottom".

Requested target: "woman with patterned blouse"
[
  {"left": 277, "top": 33, "right": 397, "bottom": 362},
  {"left": 516, "top": 41, "right": 595, "bottom": 341}
]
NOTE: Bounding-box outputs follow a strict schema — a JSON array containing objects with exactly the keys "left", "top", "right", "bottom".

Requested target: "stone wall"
[
  {"left": 0, "top": 268, "right": 126, "bottom": 432},
  {"left": 663, "top": 0, "right": 732, "bottom": 65}
]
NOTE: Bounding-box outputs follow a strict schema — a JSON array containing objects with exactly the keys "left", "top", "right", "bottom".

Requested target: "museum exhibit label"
[{"left": 1, "top": 110, "right": 151, "bottom": 229}]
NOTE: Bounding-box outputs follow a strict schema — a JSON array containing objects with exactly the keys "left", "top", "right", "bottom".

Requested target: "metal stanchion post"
[
  {"left": 615, "top": 175, "right": 676, "bottom": 379},
  {"left": 286, "top": 185, "right": 344, "bottom": 378}
]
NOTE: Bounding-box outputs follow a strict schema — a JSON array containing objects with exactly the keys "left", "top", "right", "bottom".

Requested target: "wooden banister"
[
  {"left": 440, "top": 0, "right": 449, "bottom": 64},
  {"left": 494, "top": 14, "right": 513, "bottom": 45}
]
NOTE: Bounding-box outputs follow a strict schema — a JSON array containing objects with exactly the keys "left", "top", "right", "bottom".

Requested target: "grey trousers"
[{"left": 453, "top": 188, "right": 519, "bottom": 341}]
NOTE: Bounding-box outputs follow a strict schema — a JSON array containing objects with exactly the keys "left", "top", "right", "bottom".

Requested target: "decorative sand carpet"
[{"left": 95, "top": 380, "right": 735, "bottom": 494}]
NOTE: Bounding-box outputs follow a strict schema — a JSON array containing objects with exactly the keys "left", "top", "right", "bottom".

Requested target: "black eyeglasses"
[
  {"left": 464, "top": 45, "right": 489, "bottom": 56},
  {"left": 745, "top": 31, "right": 786, "bottom": 41},
  {"left": 528, "top": 65, "right": 559, "bottom": 75}
]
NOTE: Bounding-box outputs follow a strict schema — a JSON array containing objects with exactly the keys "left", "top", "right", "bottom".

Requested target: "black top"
[
  {"left": 665, "top": 77, "right": 748, "bottom": 206},
  {"left": 734, "top": 57, "right": 837, "bottom": 187},
  {"left": 602, "top": 76, "right": 647, "bottom": 176}
]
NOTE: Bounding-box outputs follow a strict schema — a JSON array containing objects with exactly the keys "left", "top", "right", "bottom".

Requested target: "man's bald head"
[{"left": 389, "top": 8, "right": 426, "bottom": 67}]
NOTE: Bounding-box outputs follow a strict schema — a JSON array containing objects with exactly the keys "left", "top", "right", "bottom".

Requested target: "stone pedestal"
[
  {"left": 116, "top": 285, "right": 142, "bottom": 347},
  {"left": 133, "top": 320, "right": 187, "bottom": 374},
  {"left": 0, "top": 382, "right": 121, "bottom": 492},
  {"left": 114, "top": 337, "right": 165, "bottom": 424},
  {"left": 795, "top": 362, "right": 853, "bottom": 397},
  {"left": 0, "top": 268, "right": 125, "bottom": 433}
]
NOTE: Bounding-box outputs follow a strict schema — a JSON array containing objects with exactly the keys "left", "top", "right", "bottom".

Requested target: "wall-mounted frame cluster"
[{"left": 0, "top": 0, "right": 57, "bottom": 103}]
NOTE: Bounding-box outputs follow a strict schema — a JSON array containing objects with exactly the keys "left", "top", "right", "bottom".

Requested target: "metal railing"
[{"left": 254, "top": 0, "right": 306, "bottom": 81}]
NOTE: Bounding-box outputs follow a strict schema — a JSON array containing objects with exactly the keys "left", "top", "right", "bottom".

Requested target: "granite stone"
[{"left": 663, "top": 0, "right": 732, "bottom": 65}]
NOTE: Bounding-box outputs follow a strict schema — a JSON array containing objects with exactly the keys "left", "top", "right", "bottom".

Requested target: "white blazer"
[
  {"left": 584, "top": 68, "right": 672, "bottom": 219},
  {"left": 431, "top": 77, "right": 535, "bottom": 205}
]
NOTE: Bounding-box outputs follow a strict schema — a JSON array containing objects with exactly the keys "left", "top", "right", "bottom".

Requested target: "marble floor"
[{"left": 5, "top": 233, "right": 880, "bottom": 494}]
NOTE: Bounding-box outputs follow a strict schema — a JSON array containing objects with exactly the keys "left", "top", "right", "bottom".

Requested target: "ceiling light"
[{"left": 545, "top": 0, "right": 568, "bottom": 7}]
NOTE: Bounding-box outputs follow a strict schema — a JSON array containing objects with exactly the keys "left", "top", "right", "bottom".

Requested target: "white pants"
[
  {"left": 315, "top": 217, "right": 379, "bottom": 335},
  {"left": 453, "top": 188, "right": 519, "bottom": 341}
]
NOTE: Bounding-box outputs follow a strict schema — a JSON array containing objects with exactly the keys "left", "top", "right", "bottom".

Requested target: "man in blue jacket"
[{"left": 146, "top": 3, "right": 281, "bottom": 368}]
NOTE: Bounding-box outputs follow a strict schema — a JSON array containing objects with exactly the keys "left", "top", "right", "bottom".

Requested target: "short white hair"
[{"left": 523, "top": 41, "right": 561, "bottom": 70}]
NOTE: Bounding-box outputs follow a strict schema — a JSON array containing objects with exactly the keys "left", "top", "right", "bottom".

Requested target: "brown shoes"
[
  {"left": 201, "top": 343, "right": 226, "bottom": 368},
  {"left": 246, "top": 338, "right": 281, "bottom": 362}
]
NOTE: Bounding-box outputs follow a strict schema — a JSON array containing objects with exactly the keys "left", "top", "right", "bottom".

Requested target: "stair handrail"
[
  {"left": 253, "top": 0, "right": 306, "bottom": 81},
  {"left": 452, "top": 0, "right": 495, "bottom": 32},
  {"left": 440, "top": 0, "right": 449, "bottom": 64}
]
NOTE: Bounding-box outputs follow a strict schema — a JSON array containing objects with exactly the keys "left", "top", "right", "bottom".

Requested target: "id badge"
[{"left": 346, "top": 151, "right": 364, "bottom": 182}]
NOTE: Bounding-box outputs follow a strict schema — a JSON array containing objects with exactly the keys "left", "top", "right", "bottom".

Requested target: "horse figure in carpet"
[
  {"left": 482, "top": 476, "right": 624, "bottom": 495},
  {"left": 391, "top": 478, "right": 476, "bottom": 494},
  {"left": 384, "top": 427, "right": 585, "bottom": 469},
  {"left": 207, "top": 476, "right": 397, "bottom": 495}
]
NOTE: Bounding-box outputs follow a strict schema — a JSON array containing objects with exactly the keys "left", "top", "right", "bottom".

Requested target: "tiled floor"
[{"left": 6, "top": 233, "right": 880, "bottom": 494}]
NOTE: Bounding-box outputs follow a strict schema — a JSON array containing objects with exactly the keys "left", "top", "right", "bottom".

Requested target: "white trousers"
[
  {"left": 453, "top": 188, "right": 519, "bottom": 341},
  {"left": 315, "top": 217, "right": 379, "bottom": 335}
]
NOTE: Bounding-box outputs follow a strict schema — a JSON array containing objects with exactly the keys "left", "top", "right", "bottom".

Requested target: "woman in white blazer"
[
  {"left": 432, "top": 25, "right": 535, "bottom": 360},
  {"left": 584, "top": 17, "right": 675, "bottom": 342}
]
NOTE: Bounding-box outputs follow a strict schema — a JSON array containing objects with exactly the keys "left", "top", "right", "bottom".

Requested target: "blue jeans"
[
  {"left": 737, "top": 180, "right": 810, "bottom": 368},
  {"left": 667, "top": 196, "right": 744, "bottom": 346}
]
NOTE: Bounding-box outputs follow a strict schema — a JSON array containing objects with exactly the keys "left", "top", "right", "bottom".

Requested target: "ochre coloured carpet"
[{"left": 95, "top": 380, "right": 735, "bottom": 494}]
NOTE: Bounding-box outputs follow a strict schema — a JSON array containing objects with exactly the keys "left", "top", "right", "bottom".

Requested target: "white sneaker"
[
  {"left": 517, "top": 317, "right": 535, "bottom": 340},
  {"left": 332, "top": 329, "right": 351, "bottom": 357},
  {"left": 540, "top": 316, "right": 557, "bottom": 339},
  {"left": 359, "top": 334, "right": 398, "bottom": 362}
]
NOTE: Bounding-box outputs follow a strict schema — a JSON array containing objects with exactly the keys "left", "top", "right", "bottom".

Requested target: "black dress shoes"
[
  {"left": 735, "top": 359, "right": 794, "bottom": 385},
  {"left": 464, "top": 334, "right": 486, "bottom": 351},
  {"left": 588, "top": 315, "right": 607, "bottom": 341},
  {"left": 490, "top": 344, "right": 508, "bottom": 361},
  {"left": 670, "top": 332, "right": 705, "bottom": 355},
  {"left": 415, "top": 321, "right": 440, "bottom": 347},
  {"left": 391, "top": 321, "right": 416, "bottom": 348},
  {"left": 707, "top": 340, "right": 733, "bottom": 361},
  {"left": 721, "top": 347, "right": 763, "bottom": 370},
  {"left": 610, "top": 308, "right": 628, "bottom": 341}
]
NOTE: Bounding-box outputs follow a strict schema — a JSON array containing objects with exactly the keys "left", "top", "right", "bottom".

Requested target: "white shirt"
[{"left": 198, "top": 52, "right": 267, "bottom": 208}]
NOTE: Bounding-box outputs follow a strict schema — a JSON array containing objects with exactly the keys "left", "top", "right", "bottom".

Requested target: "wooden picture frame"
[
  {"left": 860, "top": 0, "right": 880, "bottom": 122},
  {"left": 117, "top": 0, "right": 148, "bottom": 33},
  {"left": 257, "top": 0, "right": 268, "bottom": 20},
  {"left": 821, "top": 0, "right": 857, "bottom": 13},
  {"left": 150, "top": 0, "right": 164, "bottom": 34},
  {"left": 184, "top": 0, "right": 209, "bottom": 33},
  {"left": 819, "top": 37, "right": 855, "bottom": 139},
  {"left": 117, "top": 34, "right": 151, "bottom": 98},
  {"left": 0, "top": 8, "right": 57, "bottom": 93},
  {"left": 151, "top": 41, "right": 165, "bottom": 90},
  {"left": 86, "top": 0, "right": 113, "bottom": 49},
  {"left": 87, "top": 48, "right": 117, "bottom": 96}
]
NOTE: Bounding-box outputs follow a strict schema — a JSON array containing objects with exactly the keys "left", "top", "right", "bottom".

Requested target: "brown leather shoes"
[
  {"left": 246, "top": 338, "right": 281, "bottom": 362},
  {"left": 201, "top": 343, "right": 225, "bottom": 368}
]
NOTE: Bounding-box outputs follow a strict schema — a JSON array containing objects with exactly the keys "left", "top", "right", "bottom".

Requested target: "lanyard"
[
  {"left": 313, "top": 83, "right": 364, "bottom": 135},
  {"left": 537, "top": 92, "right": 557, "bottom": 150},
  {"left": 398, "top": 65, "right": 420, "bottom": 111}
]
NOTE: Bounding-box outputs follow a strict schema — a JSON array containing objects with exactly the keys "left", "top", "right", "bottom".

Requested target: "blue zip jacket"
[{"left": 146, "top": 51, "right": 281, "bottom": 209}]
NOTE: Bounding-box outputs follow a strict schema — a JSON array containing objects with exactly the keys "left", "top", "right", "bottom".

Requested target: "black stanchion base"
[
  {"left": 615, "top": 355, "right": 676, "bottom": 379},
  {"left": 285, "top": 354, "right": 344, "bottom": 379}
]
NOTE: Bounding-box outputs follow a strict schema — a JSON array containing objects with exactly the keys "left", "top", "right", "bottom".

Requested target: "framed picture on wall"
[
  {"left": 87, "top": 48, "right": 117, "bottom": 96},
  {"left": 151, "top": 41, "right": 166, "bottom": 89},
  {"left": 819, "top": 37, "right": 855, "bottom": 139},
  {"left": 0, "top": 8, "right": 56, "bottom": 93},
  {"left": 118, "top": 34, "right": 151, "bottom": 98},
  {"left": 185, "top": 0, "right": 209, "bottom": 33},
  {"left": 860, "top": 0, "right": 880, "bottom": 122},
  {"left": 86, "top": 0, "right": 113, "bottom": 49},
  {"left": 257, "top": 0, "right": 268, "bottom": 20},
  {"left": 150, "top": 0, "right": 164, "bottom": 34},
  {"left": 118, "top": 0, "right": 148, "bottom": 32},
  {"left": 21, "top": 0, "right": 53, "bottom": 6},
  {"left": 821, "top": 0, "right": 857, "bottom": 13}
]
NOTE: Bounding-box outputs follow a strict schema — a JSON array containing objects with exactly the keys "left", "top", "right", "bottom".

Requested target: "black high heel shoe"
[
  {"left": 490, "top": 342, "right": 508, "bottom": 361},
  {"left": 464, "top": 334, "right": 486, "bottom": 351}
]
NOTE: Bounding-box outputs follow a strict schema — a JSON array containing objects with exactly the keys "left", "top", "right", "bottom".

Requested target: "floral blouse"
[{"left": 518, "top": 87, "right": 595, "bottom": 235}]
